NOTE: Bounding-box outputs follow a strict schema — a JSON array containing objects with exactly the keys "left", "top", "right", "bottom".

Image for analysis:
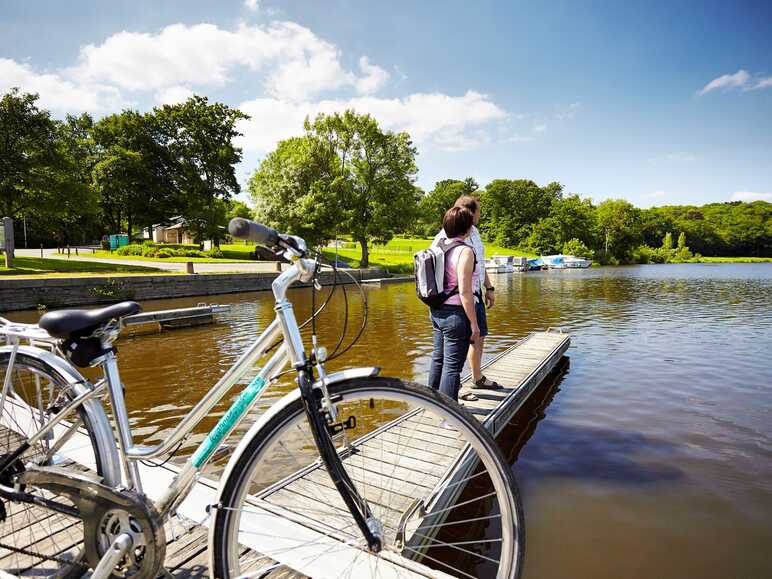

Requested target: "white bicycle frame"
[{"left": 0, "top": 255, "right": 377, "bottom": 518}]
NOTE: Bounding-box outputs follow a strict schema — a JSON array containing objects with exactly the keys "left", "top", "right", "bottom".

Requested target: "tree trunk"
[
  {"left": 127, "top": 214, "right": 133, "bottom": 244},
  {"left": 358, "top": 236, "right": 369, "bottom": 268}
]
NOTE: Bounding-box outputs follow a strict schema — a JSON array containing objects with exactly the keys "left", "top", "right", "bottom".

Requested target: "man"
[{"left": 432, "top": 195, "right": 501, "bottom": 400}]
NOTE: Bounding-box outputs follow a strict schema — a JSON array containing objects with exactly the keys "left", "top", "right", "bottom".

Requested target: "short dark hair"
[
  {"left": 454, "top": 195, "right": 480, "bottom": 213},
  {"left": 443, "top": 206, "right": 474, "bottom": 238}
]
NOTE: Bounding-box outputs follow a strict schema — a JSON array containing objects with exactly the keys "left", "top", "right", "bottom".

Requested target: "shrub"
[
  {"left": 561, "top": 238, "right": 594, "bottom": 259},
  {"left": 156, "top": 248, "right": 175, "bottom": 258},
  {"left": 206, "top": 247, "right": 225, "bottom": 259},
  {"left": 174, "top": 248, "right": 206, "bottom": 258},
  {"left": 116, "top": 244, "right": 143, "bottom": 256},
  {"left": 100, "top": 239, "right": 110, "bottom": 251}
]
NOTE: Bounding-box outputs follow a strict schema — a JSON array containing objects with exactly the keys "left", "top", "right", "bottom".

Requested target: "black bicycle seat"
[{"left": 39, "top": 301, "right": 141, "bottom": 339}]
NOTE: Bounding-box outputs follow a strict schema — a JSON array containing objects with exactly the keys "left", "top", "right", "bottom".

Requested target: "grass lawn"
[
  {"left": 323, "top": 237, "right": 537, "bottom": 273},
  {"left": 0, "top": 257, "right": 163, "bottom": 277},
  {"left": 692, "top": 256, "right": 772, "bottom": 263}
]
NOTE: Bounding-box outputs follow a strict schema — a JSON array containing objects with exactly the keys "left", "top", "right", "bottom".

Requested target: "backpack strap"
[{"left": 441, "top": 240, "right": 477, "bottom": 301}]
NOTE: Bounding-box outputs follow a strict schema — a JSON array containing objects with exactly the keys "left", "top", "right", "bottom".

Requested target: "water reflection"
[{"left": 4, "top": 263, "right": 772, "bottom": 578}]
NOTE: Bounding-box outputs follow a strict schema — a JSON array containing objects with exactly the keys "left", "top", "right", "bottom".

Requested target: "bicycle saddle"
[{"left": 39, "top": 301, "right": 141, "bottom": 339}]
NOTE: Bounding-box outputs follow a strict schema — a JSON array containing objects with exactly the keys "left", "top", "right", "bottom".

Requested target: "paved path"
[{"left": 13, "top": 248, "right": 284, "bottom": 274}]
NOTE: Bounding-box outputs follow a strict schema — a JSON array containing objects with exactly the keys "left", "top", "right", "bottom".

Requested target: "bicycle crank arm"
[{"left": 90, "top": 532, "right": 133, "bottom": 579}]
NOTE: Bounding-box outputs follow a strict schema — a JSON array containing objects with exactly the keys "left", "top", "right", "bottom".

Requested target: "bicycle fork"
[{"left": 296, "top": 369, "right": 383, "bottom": 553}]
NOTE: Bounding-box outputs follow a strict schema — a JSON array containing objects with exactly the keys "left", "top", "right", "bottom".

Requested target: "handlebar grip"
[{"left": 228, "top": 218, "right": 280, "bottom": 246}]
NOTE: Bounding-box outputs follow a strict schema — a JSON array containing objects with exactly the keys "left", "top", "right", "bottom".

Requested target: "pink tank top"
[{"left": 443, "top": 238, "right": 479, "bottom": 306}]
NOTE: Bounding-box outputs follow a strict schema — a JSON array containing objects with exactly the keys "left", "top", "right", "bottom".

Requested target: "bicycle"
[{"left": 0, "top": 218, "right": 524, "bottom": 579}]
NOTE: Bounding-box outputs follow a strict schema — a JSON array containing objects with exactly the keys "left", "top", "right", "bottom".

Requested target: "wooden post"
[
  {"left": 75, "top": 247, "right": 79, "bottom": 256},
  {"left": 40, "top": 244, "right": 43, "bottom": 259},
  {"left": 186, "top": 261, "right": 194, "bottom": 274},
  {"left": 67, "top": 245, "right": 71, "bottom": 258},
  {"left": 1, "top": 217, "right": 14, "bottom": 268}
]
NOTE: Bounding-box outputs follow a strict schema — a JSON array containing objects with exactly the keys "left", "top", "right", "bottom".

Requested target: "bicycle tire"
[
  {"left": 212, "top": 376, "right": 524, "bottom": 579},
  {"left": 0, "top": 350, "right": 113, "bottom": 578}
]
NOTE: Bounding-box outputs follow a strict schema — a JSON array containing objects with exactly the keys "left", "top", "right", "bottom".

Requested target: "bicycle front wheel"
[{"left": 213, "top": 377, "right": 524, "bottom": 579}]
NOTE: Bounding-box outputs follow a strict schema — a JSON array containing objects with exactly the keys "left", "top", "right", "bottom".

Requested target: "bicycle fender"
[
  {"left": 208, "top": 366, "right": 379, "bottom": 577},
  {"left": 0, "top": 345, "right": 121, "bottom": 487}
]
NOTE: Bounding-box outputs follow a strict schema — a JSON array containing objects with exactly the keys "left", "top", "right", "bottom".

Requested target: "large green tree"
[
  {"left": 480, "top": 179, "right": 563, "bottom": 247},
  {"left": 0, "top": 88, "right": 60, "bottom": 221},
  {"left": 251, "top": 110, "right": 418, "bottom": 266},
  {"left": 595, "top": 199, "right": 643, "bottom": 263},
  {"left": 153, "top": 96, "right": 248, "bottom": 244},
  {"left": 91, "top": 110, "right": 172, "bottom": 240},
  {"left": 418, "top": 178, "right": 479, "bottom": 234}
]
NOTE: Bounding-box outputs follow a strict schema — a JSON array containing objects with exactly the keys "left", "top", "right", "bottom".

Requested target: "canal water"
[{"left": 5, "top": 263, "right": 772, "bottom": 578}]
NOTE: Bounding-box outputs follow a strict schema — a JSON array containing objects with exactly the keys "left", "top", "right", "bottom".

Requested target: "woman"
[{"left": 427, "top": 205, "right": 481, "bottom": 403}]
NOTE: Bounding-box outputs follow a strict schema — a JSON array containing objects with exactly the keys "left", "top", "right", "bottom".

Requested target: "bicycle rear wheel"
[
  {"left": 213, "top": 376, "right": 524, "bottom": 579},
  {"left": 0, "top": 350, "right": 111, "bottom": 578}
]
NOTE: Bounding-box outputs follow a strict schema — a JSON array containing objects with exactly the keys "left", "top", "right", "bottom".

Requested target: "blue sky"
[{"left": 2, "top": 0, "right": 770, "bottom": 207}]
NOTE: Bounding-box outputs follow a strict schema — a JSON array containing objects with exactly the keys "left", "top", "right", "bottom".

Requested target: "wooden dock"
[{"left": 0, "top": 330, "right": 569, "bottom": 578}]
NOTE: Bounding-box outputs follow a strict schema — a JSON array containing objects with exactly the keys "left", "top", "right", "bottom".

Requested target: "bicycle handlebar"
[{"left": 228, "top": 218, "right": 280, "bottom": 246}]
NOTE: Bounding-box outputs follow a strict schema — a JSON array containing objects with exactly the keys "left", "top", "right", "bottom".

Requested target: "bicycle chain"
[{"left": 0, "top": 539, "right": 89, "bottom": 570}]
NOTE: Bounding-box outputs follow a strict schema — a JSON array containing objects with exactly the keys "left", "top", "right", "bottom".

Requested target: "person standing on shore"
[{"left": 433, "top": 195, "right": 501, "bottom": 399}]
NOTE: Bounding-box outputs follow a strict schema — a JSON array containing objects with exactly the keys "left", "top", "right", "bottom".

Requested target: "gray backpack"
[{"left": 414, "top": 240, "right": 475, "bottom": 308}]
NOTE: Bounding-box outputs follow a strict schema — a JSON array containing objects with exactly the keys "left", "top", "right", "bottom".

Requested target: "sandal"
[
  {"left": 472, "top": 375, "right": 502, "bottom": 390},
  {"left": 459, "top": 391, "right": 479, "bottom": 401}
]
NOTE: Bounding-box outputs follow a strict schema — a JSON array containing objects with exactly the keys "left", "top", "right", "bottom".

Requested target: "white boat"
[
  {"left": 541, "top": 254, "right": 592, "bottom": 269},
  {"left": 564, "top": 256, "right": 593, "bottom": 268},
  {"left": 484, "top": 255, "right": 514, "bottom": 273},
  {"left": 484, "top": 255, "right": 529, "bottom": 273}
]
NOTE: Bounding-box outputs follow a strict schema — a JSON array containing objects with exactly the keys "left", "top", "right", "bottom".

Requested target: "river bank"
[{"left": 0, "top": 267, "right": 386, "bottom": 312}]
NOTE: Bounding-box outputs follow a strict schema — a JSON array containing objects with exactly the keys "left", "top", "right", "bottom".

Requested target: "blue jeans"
[{"left": 428, "top": 306, "right": 472, "bottom": 401}]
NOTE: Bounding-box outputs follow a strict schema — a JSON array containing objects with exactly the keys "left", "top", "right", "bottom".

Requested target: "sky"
[{"left": 1, "top": 0, "right": 771, "bottom": 207}]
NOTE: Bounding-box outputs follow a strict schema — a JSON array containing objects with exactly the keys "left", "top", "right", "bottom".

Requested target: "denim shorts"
[{"left": 476, "top": 301, "right": 489, "bottom": 337}]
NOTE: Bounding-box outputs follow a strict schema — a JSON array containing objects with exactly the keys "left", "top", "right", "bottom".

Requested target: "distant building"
[{"left": 143, "top": 216, "right": 196, "bottom": 245}]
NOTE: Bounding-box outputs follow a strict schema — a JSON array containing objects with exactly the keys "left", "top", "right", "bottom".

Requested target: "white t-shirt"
[{"left": 432, "top": 226, "right": 485, "bottom": 292}]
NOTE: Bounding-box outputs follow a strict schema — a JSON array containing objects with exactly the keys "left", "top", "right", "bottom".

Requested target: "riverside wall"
[{"left": 0, "top": 268, "right": 387, "bottom": 312}]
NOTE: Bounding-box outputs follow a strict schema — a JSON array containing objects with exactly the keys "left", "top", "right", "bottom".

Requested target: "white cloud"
[
  {"left": 699, "top": 69, "right": 750, "bottom": 95},
  {"left": 156, "top": 85, "right": 194, "bottom": 105},
  {"left": 650, "top": 190, "right": 668, "bottom": 198},
  {"left": 1, "top": 20, "right": 511, "bottom": 155},
  {"left": 648, "top": 151, "right": 701, "bottom": 165},
  {"left": 0, "top": 58, "right": 127, "bottom": 113},
  {"left": 69, "top": 22, "right": 387, "bottom": 102},
  {"left": 355, "top": 56, "right": 390, "bottom": 95},
  {"left": 699, "top": 69, "right": 772, "bottom": 95},
  {"left": 755, "top": 76, "right": 772, "bottom": 89},
  {"left": 555, "top": 102, "right": 581, "bottom": 119},
  {"left": 244, "top": 0, "right": 259, "bottom": 11},
  {"left": 237, "top": 91, "right": 508, "bottom": 154},
  {"left": 731, "top": 191, "right": 772, "bottom": 202}
]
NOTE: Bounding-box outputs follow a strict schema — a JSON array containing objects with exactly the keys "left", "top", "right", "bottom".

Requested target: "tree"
[
  {"left": 227, "top": 200, "right": 253, "bottom": 222},
  {"left": 595, "top": 199, "right": 642, "bottom": 263},
  {"left": 306, "top": 111, "right": 418, "bottom": 266},
  {"left": 251, "top": 110, "right": 418, "bottom": 265},
  {"left": 418, "top": 178, "right": 479, "bottom": 234},
  {"left": 562, "top": 238, "right": 594, "bottom": 259},
  {"left": 91, "top": 111, "right": 172, "bottom": 240},
  {"left": 0, "top": 88, "right": 60, "bottom": 220},
  {"left": 250, "top": 137, "right": 343, "bottom": 248},
  {"left": 480, "top": 179, "right": 562, "bottom": 247},
  {"left": 662, "top": 232, "right": 673, "bottom": 252},
  {"left": 153, "top": 96, "right": 248, "bottom": 244}
]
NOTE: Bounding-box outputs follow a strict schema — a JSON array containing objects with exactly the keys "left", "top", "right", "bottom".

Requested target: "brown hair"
[
  {"left": 454, "top": 195, "right": 480, "bottom": 213},
  {"left": 443, "top": 206, "right": 474, "bottom": 238}
]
